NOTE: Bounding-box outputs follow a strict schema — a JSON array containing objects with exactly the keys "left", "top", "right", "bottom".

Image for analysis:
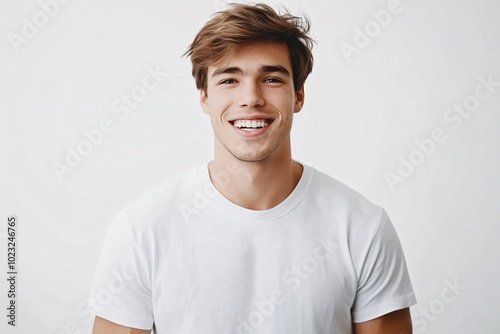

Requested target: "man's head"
[
  {"left": 184, "top": 3, "right": 314, "bottom": 95},
  {"left": 184, "top": 4, "right": 315, "bottom": 164}
]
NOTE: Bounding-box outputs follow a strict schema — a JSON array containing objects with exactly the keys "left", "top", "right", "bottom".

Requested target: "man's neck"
[{"left": 207, "top": 153, "right": 303, "bottom": 211}]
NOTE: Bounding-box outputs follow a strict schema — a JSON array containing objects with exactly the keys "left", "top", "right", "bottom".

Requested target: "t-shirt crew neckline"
[{"left": 196, "top": 160, "right": 313, "bottom": 223}]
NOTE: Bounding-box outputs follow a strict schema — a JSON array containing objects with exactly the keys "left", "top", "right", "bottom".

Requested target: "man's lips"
[
  {"left": 227, "top": 117, "right": 274, "bottom": 136},
  {"left": 228, "top": 115, "right": 275, "bottom": 122}
]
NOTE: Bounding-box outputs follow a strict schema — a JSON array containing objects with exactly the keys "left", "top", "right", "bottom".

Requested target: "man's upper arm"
[
  {"left": 92, "top": 316, "right": 152, "bottom": 334},
  {"left": 90, "top": 210, "right": 154, "bottom": 328},
  {"left": 353, "top": 308, "right": 412, "bottom": 334},
  {"left": 351, "top": 210, "right": 416, "bottom": 322}
]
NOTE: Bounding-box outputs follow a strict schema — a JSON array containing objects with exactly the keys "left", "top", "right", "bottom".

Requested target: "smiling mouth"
[{"left": 229, "top": 119, "right": 274, "bottom": 131}]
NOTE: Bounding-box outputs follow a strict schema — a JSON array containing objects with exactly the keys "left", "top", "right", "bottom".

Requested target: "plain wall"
[{"left": 1, "top": 0, "right": 499, "bottom": 332}]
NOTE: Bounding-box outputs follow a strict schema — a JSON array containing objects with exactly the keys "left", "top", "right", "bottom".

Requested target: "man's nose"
[{"left": 238, "top": 82, "right": 265, "bottom": 108}]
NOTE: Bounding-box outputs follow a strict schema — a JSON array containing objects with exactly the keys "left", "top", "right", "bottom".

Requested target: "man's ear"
[
  {"left": 199, "top": 89, "right": 209, "bottom": 115},
  {"left": 294, "top": 85, "right": 305, "bottom": 113}
]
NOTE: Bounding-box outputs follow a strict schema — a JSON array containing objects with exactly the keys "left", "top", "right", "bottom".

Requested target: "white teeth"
[{"left": 232, "top": 119, "right": 270, "bottom": 129}]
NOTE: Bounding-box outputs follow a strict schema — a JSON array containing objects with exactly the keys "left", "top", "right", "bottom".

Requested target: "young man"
[{"left": 91, "top": 3, "right": 416, "bottom": 333}]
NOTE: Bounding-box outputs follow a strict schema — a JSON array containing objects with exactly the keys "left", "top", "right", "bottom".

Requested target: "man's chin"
[{"left": 229, "top": 149, "right": 275, "bottom": 164}]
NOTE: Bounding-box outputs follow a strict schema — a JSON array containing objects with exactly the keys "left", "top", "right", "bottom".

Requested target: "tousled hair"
[{"left": 184, "top": 3, "right": 314, "bottom": 94}]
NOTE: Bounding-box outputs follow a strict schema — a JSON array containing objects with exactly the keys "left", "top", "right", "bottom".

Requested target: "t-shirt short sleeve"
[
  {"left": 351, "top": 209, "right": 417, "bottom": 323},
  {"left": 89, "top": 210, "right": 154, "bottom": 329}
]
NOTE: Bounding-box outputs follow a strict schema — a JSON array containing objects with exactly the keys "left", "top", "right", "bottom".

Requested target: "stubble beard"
[{"left": 217, "top": 131, "right": 290, "bottom": 165}]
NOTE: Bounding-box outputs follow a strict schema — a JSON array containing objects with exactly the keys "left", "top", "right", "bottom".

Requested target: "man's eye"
[
  {"left": 219, "top": 79, "right": 236, "bottom": 84},
  {"left": 264, "top": 77, "right": 283, "bottom": 83}
]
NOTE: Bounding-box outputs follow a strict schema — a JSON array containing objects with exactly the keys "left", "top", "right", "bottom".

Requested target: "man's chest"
[{"left": 150, "top": 225, "right": 356, "bottom": 333}]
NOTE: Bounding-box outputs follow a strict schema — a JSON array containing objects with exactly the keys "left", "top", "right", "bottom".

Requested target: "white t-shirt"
[{"left": 89, "top": 162, "right": 416, "bottom": 333}]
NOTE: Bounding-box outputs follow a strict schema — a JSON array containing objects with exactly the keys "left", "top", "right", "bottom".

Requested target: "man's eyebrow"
[
  {"left": 211, "top": 67, "right": 243, "bottom": 78},
  {"left": 259, "top": 65, "right": 290, "bottom": 76}
]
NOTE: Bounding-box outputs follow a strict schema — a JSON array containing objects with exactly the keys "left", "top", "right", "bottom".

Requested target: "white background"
[{"left": 1, "top": 0, "right": 499, "bottom": 333}]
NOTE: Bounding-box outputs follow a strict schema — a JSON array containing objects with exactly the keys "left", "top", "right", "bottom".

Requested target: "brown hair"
[{"left": 184, "top": 3, "right": 314, "bottom": 94}]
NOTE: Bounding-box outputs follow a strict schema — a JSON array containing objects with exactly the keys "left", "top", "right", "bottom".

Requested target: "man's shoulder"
[
  {"left": 308, "top": 165, "right": 381, "bottom": 209},
  {"left": 306, "top": 164, "right": 385, "bottom": 227}
]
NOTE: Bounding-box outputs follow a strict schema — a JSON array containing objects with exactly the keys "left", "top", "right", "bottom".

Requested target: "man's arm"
[
  {"left": 92, "top": 316, "right": 152, "bottom": 334},
  {"left": 353, "top": 308, "right": 412, "bottom": 334}
]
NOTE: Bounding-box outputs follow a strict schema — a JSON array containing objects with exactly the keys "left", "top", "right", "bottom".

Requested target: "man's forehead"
[{"left": 207, "top": 42, "right": 292, "bottom": 74}]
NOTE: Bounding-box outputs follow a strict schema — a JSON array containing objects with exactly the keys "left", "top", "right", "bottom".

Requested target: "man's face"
[{"left": 200, "top": 42, "right": 305, "bottom": 163}]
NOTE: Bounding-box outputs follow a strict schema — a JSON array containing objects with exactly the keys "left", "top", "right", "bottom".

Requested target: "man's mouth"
[{"left": 229, "top": 119, "right": 274, "bottom": 131}]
